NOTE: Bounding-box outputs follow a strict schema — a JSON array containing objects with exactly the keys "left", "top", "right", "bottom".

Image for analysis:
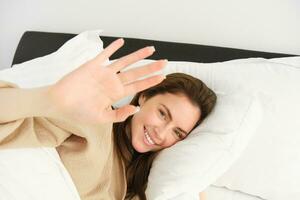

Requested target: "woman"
[{"left": 0, "top": 38, "right": 216, "bottom": 199}]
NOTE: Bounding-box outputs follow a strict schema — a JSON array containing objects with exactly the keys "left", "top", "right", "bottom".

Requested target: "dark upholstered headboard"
[{"left": 11, "top": 31, "right": 296, "bottom": 66}]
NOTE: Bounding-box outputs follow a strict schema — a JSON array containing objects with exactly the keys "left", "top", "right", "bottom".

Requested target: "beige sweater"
[{"left": 0, "top": 80, "right": 129, "bottom": 200}]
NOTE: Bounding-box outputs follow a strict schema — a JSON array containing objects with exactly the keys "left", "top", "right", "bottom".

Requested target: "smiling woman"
[{"left": 113, "top": 72, "right": 217, "bottom": 199}]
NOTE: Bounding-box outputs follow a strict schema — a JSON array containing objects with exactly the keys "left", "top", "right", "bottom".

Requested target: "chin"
[
  {"left": 132, "top": 138, "right": 149, "bottom": 153},
  {"left": 131, "top": 128, "right": 149, "bottom": 153}
]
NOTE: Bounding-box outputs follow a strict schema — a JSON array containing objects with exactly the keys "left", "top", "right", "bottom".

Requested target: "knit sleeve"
[{"left": 0, "top": 80, "right": 72, "bottom": 149}]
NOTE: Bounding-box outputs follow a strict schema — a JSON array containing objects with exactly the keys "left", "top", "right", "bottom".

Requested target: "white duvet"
[
  {"left": 0, "top": 148, "right": 80, "bottom": 200},
  {"left": 0, "top": 147, "right": 264, "bottom": 200}
]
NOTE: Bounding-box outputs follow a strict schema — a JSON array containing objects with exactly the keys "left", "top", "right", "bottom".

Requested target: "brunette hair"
[{"left": 113, "top": 72, "right": 217, "bottom": 199}]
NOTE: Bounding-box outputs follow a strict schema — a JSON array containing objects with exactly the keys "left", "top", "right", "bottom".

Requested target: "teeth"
[{"left": 144, "top": 129, "right": 155, "bottom": 145}]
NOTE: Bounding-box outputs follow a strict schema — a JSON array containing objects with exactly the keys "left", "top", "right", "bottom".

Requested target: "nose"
[{"left": 154, "top": 124, "right": 172, "bottom": 143}]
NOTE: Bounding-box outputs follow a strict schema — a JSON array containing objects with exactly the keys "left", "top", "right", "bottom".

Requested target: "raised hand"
[{"left": 47, "top": 38, "right": 167, "bottom": 124}]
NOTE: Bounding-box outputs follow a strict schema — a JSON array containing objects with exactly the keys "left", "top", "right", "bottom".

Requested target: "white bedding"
[
  {"left": 0, "top": 148, "right": 80, "bottom": 200},
  {"left": 0, "top": 147, "right": 265, "bottom": 200},
  {"left": 0, "top": 29, "right": 299, "bottom": 199},
  {"left": 206, "top": 185, "right": 263, "bottom": 200}
]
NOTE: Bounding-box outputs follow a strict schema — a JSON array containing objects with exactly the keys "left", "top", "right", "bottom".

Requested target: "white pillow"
[
  {"left": 0, "top": 29, "right": 103, "bottom": 88},
  {"left": 147, "top": 92, "right": 264, "bottom": 200},
  {"left": 120, "top": 57, "right": 300, "bottom": 200},
  {"left": 211, "top": 58, "right": 300, "bottom": 200},
  {"left": 111, "top": 59, "right": 266, "bottom": 199},
  {"left": 0, "top": 30, "right": 103, "bottom": 200}
]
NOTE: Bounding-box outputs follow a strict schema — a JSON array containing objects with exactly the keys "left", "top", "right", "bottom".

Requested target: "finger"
[
  {"left": 108, "top": 46, "right": 155, "bottom": 73},
  {"left": 92, "top": 38, "right": 125, "bottom": 65},
  {"left": 124, "top": 74, "right": 166, "bottom": 96},
  {"left": 118, "top": 59, "right": 167, "bottom": 83},
  {"left": 104, "top": 105, "right": 139, "bottom": 122}
]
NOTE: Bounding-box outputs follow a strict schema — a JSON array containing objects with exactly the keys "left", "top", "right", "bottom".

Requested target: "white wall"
[{"left": 0, "top": 0, "right": 299, "bottom": 70}]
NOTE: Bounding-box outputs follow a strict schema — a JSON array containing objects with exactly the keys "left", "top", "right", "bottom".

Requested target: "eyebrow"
[{"left": 160, "top": 103, "right": 188, "bottom": 136}]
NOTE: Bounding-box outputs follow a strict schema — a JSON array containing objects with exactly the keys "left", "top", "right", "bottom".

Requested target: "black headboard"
[{"left": 12, "top": 31, "right": 296, "bottom": 66}]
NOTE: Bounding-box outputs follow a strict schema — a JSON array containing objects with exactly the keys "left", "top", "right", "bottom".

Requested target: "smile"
[{"left": 144, "top": 127, "right": 156, "bottom": 146}]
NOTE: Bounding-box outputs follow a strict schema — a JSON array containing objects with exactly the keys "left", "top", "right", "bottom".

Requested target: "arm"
[
  {"left": 0, "top": 81, "right": 56, "bottom": 123},
  {"left": 0, "top": 80, "right": 71, "bottom": 148}
]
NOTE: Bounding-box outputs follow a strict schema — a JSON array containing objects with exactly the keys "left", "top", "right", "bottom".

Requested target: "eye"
[
  {"left": 158, "top": 109, "right": 167, "bottom": 120},
  {"left": 174, "top": 130, "right": 184, "bottom": 140}
]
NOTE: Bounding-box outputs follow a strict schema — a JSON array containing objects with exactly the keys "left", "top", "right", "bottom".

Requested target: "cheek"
[
  {"left": 131, "top": 110, "right": 156, "bottom": 138},
  {"left": 162, "top": 138, "right": 178, "bottom": 148},
  {"left": 130, "top": 110, "right": 158, "bottom": 139},
  {"left": 136, "top": 108, "right": 160, "bottom": 124}
]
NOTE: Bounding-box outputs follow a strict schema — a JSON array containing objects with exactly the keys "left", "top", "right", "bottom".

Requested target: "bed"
[{"left": 6, "top": 31, "right": 299, "bottom": 200}]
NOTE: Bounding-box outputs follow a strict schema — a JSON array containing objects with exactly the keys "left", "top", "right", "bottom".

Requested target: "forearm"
[{"left": 0, "top": 82, "right": 55, "bottom": 123}]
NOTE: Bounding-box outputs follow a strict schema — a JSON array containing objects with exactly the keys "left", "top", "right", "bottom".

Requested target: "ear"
[{"left": 138, "top": 94, "right": 147, "bottom": 106}]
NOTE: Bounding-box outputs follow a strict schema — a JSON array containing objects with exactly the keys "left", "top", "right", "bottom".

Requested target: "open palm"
[{"left": 48, "top": 38, "right": 167, "bottom": 124}]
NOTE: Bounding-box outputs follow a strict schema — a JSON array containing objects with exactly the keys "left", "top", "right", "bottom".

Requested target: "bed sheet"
[{"left": 205, "top": 185, "right": 263, "bottom": 200}]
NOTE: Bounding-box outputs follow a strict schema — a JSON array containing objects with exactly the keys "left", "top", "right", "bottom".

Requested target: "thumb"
[{"left": 106, "top": 105, "right": 140, "bottom": 123}]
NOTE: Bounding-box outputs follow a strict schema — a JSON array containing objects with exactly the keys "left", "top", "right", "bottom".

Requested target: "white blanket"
[{"left": 0, "top": 148, "right": 80, "bottom": 200}]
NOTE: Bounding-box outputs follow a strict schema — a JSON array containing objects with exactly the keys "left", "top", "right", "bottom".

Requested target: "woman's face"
[{"left": 130, "top": 93, "right": 201, "bottom": 153}]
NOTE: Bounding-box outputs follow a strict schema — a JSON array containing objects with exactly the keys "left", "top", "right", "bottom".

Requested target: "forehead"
[{"left": 148, "top": 93, "right": 200, "bottom": 132}]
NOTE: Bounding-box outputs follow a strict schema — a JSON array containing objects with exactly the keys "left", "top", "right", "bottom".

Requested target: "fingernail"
[
  {"left": 117, "top": 38, "right": 124, "bottom": 43},
  {"left": 135, "top": 106, "right": 140, "bottom": 113},
  {"left": 160, "top": 59, "right": 168, "bottom": 63},
  {"left": 148, "top": 46, "right": 155, "bottom": 52}
]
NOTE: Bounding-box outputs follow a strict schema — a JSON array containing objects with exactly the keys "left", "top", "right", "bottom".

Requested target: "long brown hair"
[{"left": 113, "top": 72, "right": 217, "bottom": 199}]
